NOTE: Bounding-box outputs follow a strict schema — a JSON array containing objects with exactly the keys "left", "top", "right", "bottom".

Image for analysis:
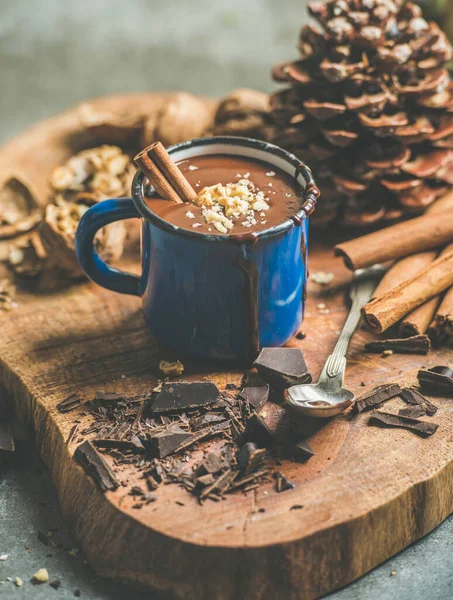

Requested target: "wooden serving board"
[{"left": 1, "top": 94, "right": 453, "bottom": 600}]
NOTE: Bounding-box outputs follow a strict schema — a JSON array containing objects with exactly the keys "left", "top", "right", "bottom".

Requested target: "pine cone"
[{"left": 270, "top": 0, "right": 453, "bottom": 226}]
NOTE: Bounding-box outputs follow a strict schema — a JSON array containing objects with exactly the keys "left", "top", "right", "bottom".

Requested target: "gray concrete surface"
[{"left": 0, "top": 0, "right": 452, "bottom": 598}]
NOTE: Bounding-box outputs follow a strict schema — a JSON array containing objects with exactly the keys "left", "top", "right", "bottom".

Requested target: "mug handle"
[{"left": 76, "top": 198, "right": 142, "bottom": 296}]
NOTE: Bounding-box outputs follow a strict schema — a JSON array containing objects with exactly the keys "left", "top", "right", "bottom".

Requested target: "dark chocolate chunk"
[
  {"left": 292, "top": 439, "right": 315, "bottom": 461},
  {"left": 400, "top": 387, "right": 438, "bottom": 416},
  {"left": 241, "top": 369, "right": 267, "bottom": 388},
  {"left": 196, "top": 474, "right": 214, "bottom": 487},
  {"left": 369, "top": 410, "right": 439, "bottom": 437},
  {"left": 364, "top": 334, "right": 430, "bottom": 355},
  {"left": 237, "top": 442, "right": 267, "bottom": 475},
  {"left": 418, "top": 366, "right": 453, "bottom": 397},
  {"left": 254, "top": 348, "right": 311, "bottom": 390},
  {"left": 398, "top": 406, "right": 426, "bottom": 419},
  {"left": 239, "top": 384, "right": 270, "bottom": 413},
  {"left": 274, "top": 472, "right": 295, "bottom": 492},
  {"left": 0, "top": 420, "right": 14, "bottom": 453},
  {"left": 150, "top": 381, "right": 219, "bottom": 414},
  {"left": 146, "top": 425, "right": 193, "bottom": 459},
  {"left": 296, "top": 331, "right": 306, "bottom": 340},
  {"left": 244, "top": 413, "right": 275, "bottom": 448},
  {"left": 56, "top": 393, "right": 82, "bottom": 413},
  {"left": 353, "top": 383, "right": 401, "bottom": 413},
  {"left": 74, "top": 440, "right": 120, "bottom": 492},
  {"left": 202, "top": 451, "right": 224, "bottom": 474}
]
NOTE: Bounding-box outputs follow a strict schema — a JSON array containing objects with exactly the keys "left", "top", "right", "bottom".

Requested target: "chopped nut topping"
[{"left": 194, "top": 179, "right": 270, "bottom": 233}]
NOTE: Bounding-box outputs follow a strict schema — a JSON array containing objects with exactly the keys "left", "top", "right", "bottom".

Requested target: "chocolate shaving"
[
  {"left": 418, "top": 366, "right": 453, "bottom": 396},
  {"left": 237, "top": 442, "right": 267, "bottom": 475},
  {"left": 238, "top": 384, "right": 270, "bottom": 413},
  {"left": 400, "top": 387, "right": 438, "bottom": 416},
  {"left": 364, "top": 334, "right": 430, "bottom": 355},
  {"left": 369, "top": 410, "right": 439, "bottom": 437},
  {"left": 149, "top": 381, "right": 219, "bottom": 414},
  {"left": 74, "top": 440, "right": 120, "bottom": 492},
  {"left": 254, "top": 348, "right": 311, "bottom": 390},
  {"left": 172, "top": 421, "right": 231, "bottom": 454},
  {"left": 94, "top": 391, "right": 125, "bottom": 402},
  {"left": 353, "top": 383, "right": 401, "bottom": 413},
  {"left": 56, "top": 393, "right": 82, "bottom": 413},
  {"left": 398, "top": 405, "right": 426, "bottom": 419},
  {"left": 274, "top": 472, "right": 295, "bottom": 492},
  {"left": 93, "top": 438, "right": 145, "bottom": 453}
]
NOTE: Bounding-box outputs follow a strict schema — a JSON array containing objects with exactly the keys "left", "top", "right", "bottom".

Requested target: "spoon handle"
[{"left": 319, "top": 267, "right": 383, "bottom": 386}]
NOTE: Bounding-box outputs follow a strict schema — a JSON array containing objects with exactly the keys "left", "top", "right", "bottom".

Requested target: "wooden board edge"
[{"left": 2, "top": 353, "right": 453, "bottom": 600}]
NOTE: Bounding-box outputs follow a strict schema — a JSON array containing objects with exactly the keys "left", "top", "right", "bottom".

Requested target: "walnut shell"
[
  {"left": 78, "top": 103, "right": 145, "bottom": 146},
  {"left": 0, "top": 176, "right": 42, "bottom": 239},
  {"left": 8, "top": 232, "right": 47, "bottom": 278},
  {"left": 213, "top": 89, "right": 272, "bottom": 138},
  {"left": 39, "top": 198, "right": 126, "bottom": 278},
  {"left": 142, "top": 92, "right": 214, "bottom": 147}
]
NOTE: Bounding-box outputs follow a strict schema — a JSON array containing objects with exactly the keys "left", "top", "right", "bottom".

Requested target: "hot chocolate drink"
[{"left": 146, "top": 155, "right": 300, "bottom": 235}]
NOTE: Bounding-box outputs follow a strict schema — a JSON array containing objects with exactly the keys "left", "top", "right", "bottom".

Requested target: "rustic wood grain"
[{"left": 1, "top": 94, "right": 453, "bottom": 600}]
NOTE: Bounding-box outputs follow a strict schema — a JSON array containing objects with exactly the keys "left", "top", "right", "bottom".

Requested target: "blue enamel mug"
[{"left": 75, "top": 137, "right": 318, "bottom": 362}]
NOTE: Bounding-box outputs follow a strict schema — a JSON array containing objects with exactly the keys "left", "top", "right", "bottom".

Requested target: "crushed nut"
[
  {"left": 32, "top": 568, "right": 49, "bottom": 583},
  {"left": 14, "top": 577, "right": 23, "bottom": 587},
  {"left": 311, "top": 272, "right": 334, "bottom": 286},
  {"left": 159, "top": 360, "right": 184, "bottom": 377}
]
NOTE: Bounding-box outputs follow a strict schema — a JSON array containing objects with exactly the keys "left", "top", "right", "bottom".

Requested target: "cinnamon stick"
[
  {"left": 362, "top": 249, "right": 453, "bottom": 333},
  {"left": 334, "top": 211, "right": 453, "bottom": 271},
  {"left": 372, "top": 195, "right": 453, "bottom": 335},
  {"left": 427, "top": 243, "right": 453, "bottom": 342},
  {"left": 428, "top": 287, "right": 453, "bottom": 342},
  {"left": 399, "top": 296, "right": 441, "bottom": 337},
  {"left": 373, "top": 251, "right": 437, "bottom": 298},
  {"left": 134, "top": 141, "right": 197, "bottom": 204}
]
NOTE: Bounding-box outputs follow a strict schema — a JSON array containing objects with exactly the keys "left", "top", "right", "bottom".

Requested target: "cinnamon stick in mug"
[
  {"left": 363, "top": 250, "right": 453, "bottom": 333},
  {"left": 134, "top": 141, "right": 197, "bottom": 204},
  {"left": 334, "top": 211, "right": 453, "bottom": 271}
]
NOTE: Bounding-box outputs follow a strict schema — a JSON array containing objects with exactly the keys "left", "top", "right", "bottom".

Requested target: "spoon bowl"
[
  {"left": 285, "top": 383, "right": 355, "bottom": 418},
  {"left": 285, "top": 265, "right": 385, "bottom": 419}
]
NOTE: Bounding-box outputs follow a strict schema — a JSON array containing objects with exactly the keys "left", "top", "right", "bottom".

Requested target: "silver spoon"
[{"left": 285, "top": 265, "right": 385, "bottom": 418}]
